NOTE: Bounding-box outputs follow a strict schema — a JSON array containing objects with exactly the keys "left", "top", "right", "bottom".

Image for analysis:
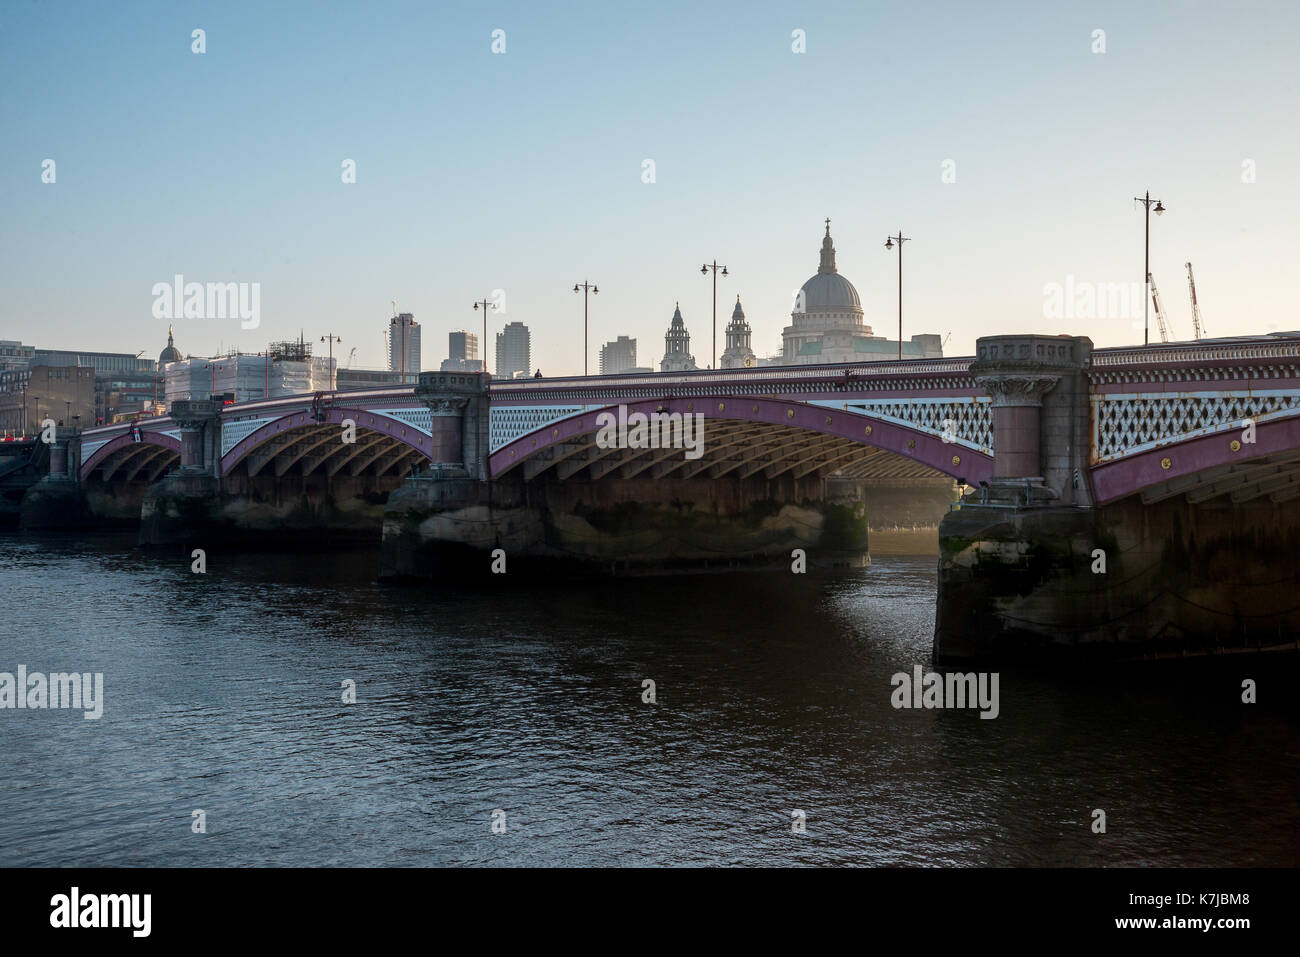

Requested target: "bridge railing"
[
  {"left": 79, "top": 416, "right": 176, "bottom": 439},
  {"left": 489, "top": 357, "right": 979, "bottom": 394},
  {"left": 1092, "top": 336, "right": 1300, "bottom": 367}
]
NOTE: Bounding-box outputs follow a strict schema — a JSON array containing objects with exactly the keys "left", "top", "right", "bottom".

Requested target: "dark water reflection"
[{"left": 1, "top": 531, "right": 1295, "bottom": 866}]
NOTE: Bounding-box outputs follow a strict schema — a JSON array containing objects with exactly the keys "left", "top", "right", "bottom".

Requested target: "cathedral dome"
[
  {"left": 796, "top": 221, "right": 861, "bottom": 312},
  {"left": 799, "top": 272, "right": 861, "bottom": 311},
  {"left": 159, "top": 325, "right": 182, "bottom": 363}
]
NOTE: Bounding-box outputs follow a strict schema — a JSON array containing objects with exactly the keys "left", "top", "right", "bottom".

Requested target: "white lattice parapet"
[
  {"left": 490, "top": 405, "right": 588, "bottom": 452},
  {"left": 1092, "top": 390, "right": 1300, "bottom": 462},
  {"left": 220, "top": 416, "right": 278, "bottom": 457},
  {"left": 378, "top": 407, "right": 433, "bottom": 436},
  {"left": 810, "top": 397, "right": 993, "bottom": 452},
  {"left": 80, "top": 438, "right": 111, "bottom": 461}
]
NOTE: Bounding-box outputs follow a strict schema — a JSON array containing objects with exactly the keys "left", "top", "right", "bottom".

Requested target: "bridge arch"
[
  {"left": 220, "top": 406, "right": 433, "bottom": 478},
  {"left": 490, "top": 396, "right": 993, "bottom": 483},
  {"left": 80, "top": 431, "right": 182, "bottom": 482},
  {"left": 1092, "top": 412, "right": 1300, "bottom": 504}
]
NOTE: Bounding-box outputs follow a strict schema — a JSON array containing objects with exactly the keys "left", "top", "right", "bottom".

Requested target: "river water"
[{"left": 1, "top": 531, "right": 1296, "bottom": 866}]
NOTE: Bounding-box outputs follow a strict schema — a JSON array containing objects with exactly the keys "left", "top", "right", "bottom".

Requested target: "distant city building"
[
  {"left": 720, "top": 296, "right": 756, "bottom": 369},
  {"left": 31, "top": 348, "right": 155, "bottom": 377},
  {"left": 495, "top": 321, "right": 531, "bottom": 379},
  {"left": 0, "top": 340, "right": 35, "bottom": 372},
  {"left": 442, "top": 330, "right": 482, "bottom": 373},
  {"left": 600, "top": 336, "right": 637, "bottom": 375},
  {"left": 165, "top": 353, "right": 333, "bottom": 404},
  {"left": 29, "top": 346, "right": 158, "bottom": 424},
  {"left": 336, "top": 368, "right": 407, "bottom": 391},
  {"left": 0, "top": 365, "right": 95, "bottom": 434},
  {"left": 659, "top": 304, "right": 697, "bottom": 372},
  {"left": 388, "top": 313, "right": 421, "bottom": 383},
  {"left": 781, "top": 220, "right": 944, "bottom": 365}
]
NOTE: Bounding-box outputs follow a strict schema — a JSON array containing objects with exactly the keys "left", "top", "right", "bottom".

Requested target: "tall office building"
[
  {"left": 495, "top": 321, "right": 531, "bottom": 379},
  {"left": 387, "top": 313, "right": 421, "bottom": 383},
  {"left": 441, "top": 330, "right": 482, "bottom": 372},
  {"left": 600, "top": 336, "right": 637, "bottom": 375}
]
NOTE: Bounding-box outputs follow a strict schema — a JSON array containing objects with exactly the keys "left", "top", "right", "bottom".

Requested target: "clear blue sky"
[{"left": 2, "top": 0, "right": 1298, "bottom": 373}]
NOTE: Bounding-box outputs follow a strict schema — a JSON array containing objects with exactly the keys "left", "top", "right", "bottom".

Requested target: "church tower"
[
  {"left": 660, "top": 303, "right": 698, "bottom": 372},
  {"left": 720, "top": 296, "right": 756, "bottom": 369}
]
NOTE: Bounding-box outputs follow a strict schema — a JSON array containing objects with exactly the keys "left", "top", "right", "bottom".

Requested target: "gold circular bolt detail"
[
  {"left": 1230, "top": 439, "right": 1242, "bottom": 452},
  {"left": 1161, "top": 457, "right": 1172, "bottom": 470},
  {"left": 952, "top": 455, "right": 961, "bottom": 467}
]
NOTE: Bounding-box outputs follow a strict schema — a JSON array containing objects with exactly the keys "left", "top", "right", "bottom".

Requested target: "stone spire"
[
  {"left": 721, "top": 295, "right": 754, "bottom": 369},
  {"left": 818, "top": 218, "right": 837, "bottom": 275},
  {"left": 661, "top": 302, "right": 697, "bottom": 371}
]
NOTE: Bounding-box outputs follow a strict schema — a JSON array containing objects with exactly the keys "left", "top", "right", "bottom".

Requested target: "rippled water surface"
[{"left": 1, "top": 531, "right": 1296, "bottom": 866}]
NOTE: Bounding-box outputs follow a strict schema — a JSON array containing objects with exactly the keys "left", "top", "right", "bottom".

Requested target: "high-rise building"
[
  {"left": 442, "top": 330, "right": 482, "bottom": 372},
  {"left": 659, "top": 303, "right": 697, "bottom": 372},
  {"left": 495, "top": 322, "right": 531, "bottom": 379},
  {"left": 600, "top": 336, "right": 637, "bottom": 375},
  {"left": 720, "top": 296, "right": 756, "bottom": 369},
  {"left": 387, "top": 313, "right": 421, "bottom": 383}
]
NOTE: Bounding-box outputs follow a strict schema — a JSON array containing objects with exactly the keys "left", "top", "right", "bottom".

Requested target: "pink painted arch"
[
  {"left": 79, "top": 431, "right": 182, "bottom": 481},
  {"left": 1091, "top": 412, "right": 1300, "bottom": 504},
  {"left": 489, "top": 397, "right": 993, "bottom": 482},
  {"left": 220, "top": 406, "right": 435, "bottom": 475}
]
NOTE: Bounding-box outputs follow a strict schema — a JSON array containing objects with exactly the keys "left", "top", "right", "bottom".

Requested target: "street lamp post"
[
  {"left": 573, "top": 281, "right": 599, "bottom": 376},
  {"left": 472, "top": 299, "right": 497, "bottom": 376},
  {"left": 884, "top": 232, "right": 912, "bottom": 361},
  {"left": 320, "top": 334, "right": 342, "bottom": 391},
  {"left": 1134, "top": 190, "right": 1166, "bottom": 346},
  {"left": 700, "top": 260, "right": 728, "bottom": 370}
]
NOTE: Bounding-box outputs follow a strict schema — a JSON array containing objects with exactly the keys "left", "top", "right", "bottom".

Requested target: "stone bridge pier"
[
  {"left": 380, "top": 372, "right": 524, "bottom": 579},
  {"left": 936, "top": 334, "right": 1300, "bottom": 662},
  {"left": 19, "top": 427, "right": 91, "bottom": 529},
  {"left": 138, "top": 400, "right": 221, "bottom": 546}
]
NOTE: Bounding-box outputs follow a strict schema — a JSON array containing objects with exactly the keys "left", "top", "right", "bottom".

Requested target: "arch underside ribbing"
[
  {"left": 491, "top": 398, "right": 993, "bottom": 484},
  {"left": 80, "top": 434, "right": 181, "bottom": 482},
  {"left": 222, "top": 420, "right": 428, "bottom": 478}
]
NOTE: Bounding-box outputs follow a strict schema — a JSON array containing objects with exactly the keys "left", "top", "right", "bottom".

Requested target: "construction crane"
[
  {"left": 1148, "top": 272, "right": 1175, "bottom": 343},
  {"left": 1185, "top": 262, "right": 1205, "bottom": 339},
  {"left": 345, "top": 347, "right": 357, "bottom": 369}
]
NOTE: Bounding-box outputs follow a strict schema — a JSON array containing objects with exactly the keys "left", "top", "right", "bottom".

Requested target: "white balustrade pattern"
[{"left": 1092, "top": 390, "right": 1300, "bottom": 461}]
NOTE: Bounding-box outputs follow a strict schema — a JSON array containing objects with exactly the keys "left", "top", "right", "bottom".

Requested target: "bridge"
[{"left": 22, "top": 332, "right": 1300, "bottom": 661}]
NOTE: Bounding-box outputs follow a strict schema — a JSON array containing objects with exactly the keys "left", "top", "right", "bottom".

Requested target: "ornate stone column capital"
[
  {"left": 969, "top": 335, "right": 1091, "bottom": 406},
  {"left": 427, "top": 396, "right": 470, "bottom": 417},
  {"left": 976, "top": 371, "right": 1062, "bottom": 408},
  {"left": 169, "top": 399, "right": 219, "bottom": 431}
]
